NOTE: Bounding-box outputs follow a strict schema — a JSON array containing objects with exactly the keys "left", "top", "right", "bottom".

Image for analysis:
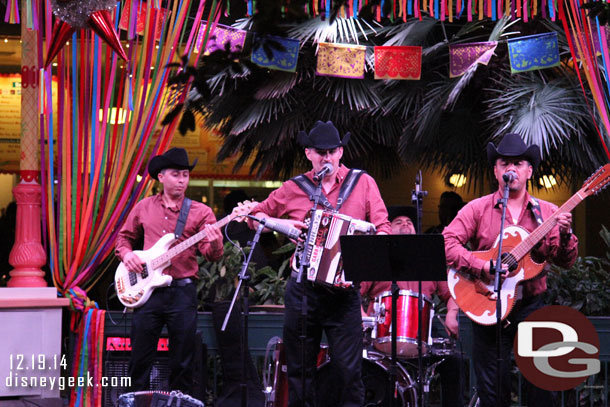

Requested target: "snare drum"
[
  {"left": 374, "top": 290, "right": 433, "bottom": 358},
  {"left": 430, "top": 337, "right": 457, "bottom": 357}
]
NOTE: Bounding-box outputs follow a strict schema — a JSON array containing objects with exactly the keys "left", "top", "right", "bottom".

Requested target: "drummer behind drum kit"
[{"left": 263, "top": 290, "right": 460, "bottom": 407}]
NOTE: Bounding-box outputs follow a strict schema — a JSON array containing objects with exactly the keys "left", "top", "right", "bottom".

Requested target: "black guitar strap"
[
  {"left": 290, "top": 169, "right": 366, "bottom": 211},
  {"left": 529, "top": 197, "right": 544, "bottom": 226},
  {"left": 174, "top": 197, "right": 192, "bottom": 238}
]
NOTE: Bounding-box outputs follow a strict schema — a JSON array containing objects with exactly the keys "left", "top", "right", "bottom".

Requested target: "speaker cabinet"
[{"left": 102, "top": 333, "right": 206, "bottom": 407}]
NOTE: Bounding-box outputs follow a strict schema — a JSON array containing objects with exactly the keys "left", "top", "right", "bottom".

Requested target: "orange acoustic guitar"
[{"left": 447, "top": 164, "right": 610, "bottom": 326}]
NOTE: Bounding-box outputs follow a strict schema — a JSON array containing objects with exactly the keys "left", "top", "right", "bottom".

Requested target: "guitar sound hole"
[
  {"left": 141, "top": 265, "right": 149, "bottom": 279},
  {"left": 128, "top": 271, "right": 138, "bottom": 286},
  {"left": 501, "top": 253, "right": 518, "bottom": 272}
]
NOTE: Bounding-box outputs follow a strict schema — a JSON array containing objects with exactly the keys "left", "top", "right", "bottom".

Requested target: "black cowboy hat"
[
  {"left": 297, "top": 121, "right": 350, "bottom": 149},
  {"left": 387, "top": 205, "right": 417, "bottom": 224},
  {"left": 148, "top": 147, "right": 198, "bottom": 181},
  {"left": 486, "top": 133, "right": 541, "bottom": 169}
]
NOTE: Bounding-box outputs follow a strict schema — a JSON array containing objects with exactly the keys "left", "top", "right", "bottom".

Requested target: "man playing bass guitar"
[
  {"left": 115, "top": 148, "right": 224, "bottom": 393},
  {"left": 443, "top": 133, "right": 578, "bottom": 407}
]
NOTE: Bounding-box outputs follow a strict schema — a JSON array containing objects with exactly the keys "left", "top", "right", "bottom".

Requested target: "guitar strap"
[
  {"left": 529, "top": 197, "right": 544, "bottom": 226},
  {"left": 174, "top": 197, "right": 192, "bottom": 238},
  {"left": 290, "top": 169, "right": 365, "bottom": 212}
]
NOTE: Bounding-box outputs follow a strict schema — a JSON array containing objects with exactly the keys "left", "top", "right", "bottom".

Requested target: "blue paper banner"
[
  {"left": 251, "top": 35, "right": 300, "bottom": 72},
  {"left": 508, "top": 32, "right": 560, "bottom": 74}
]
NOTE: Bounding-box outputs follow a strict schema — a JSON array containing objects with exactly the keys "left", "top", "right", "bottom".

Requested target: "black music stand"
[{"left": 340, "top": 234, "right": 447, "bottom": 407}]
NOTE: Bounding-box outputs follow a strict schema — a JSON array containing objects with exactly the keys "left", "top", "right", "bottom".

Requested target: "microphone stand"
[
  {"left": 221, "top": 221, "right": 266, "bottom": 407},
  {"left": 494, "top": 181, "right": 511, "bottom": 407},
  {"left": 295, "top": 176, "right": 324, "bottom": 407},
  {"left": 411, "top": 170, "right": 428, "bottom": 407}
]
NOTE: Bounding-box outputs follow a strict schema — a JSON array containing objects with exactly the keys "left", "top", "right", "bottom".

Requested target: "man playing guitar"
[
  {"left": 115, "top": 147, "right": 224, "bottom": 393},
  {"left": 443, "top": 133, "right": 578, "bottom": 407}
]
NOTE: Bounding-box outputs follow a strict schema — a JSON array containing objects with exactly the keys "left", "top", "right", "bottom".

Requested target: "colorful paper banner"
[
  {"left": 508, "top": 32, "right": 560, "bottom": 74},
  {"left": 194, "top": 22, "right": 247, "bottom": 54},
  {"left": 118, "top": 0, "right": 167, "bottom": 41},
  {"left": 374, "top": 46, "right": 422, "bottom": 80},
  {"left": 251, "top": 35, "right": 300, "bottom": 72},
  {"left": 449, "top": 41, "right": 498, "bottom": 78},
  {"left": 316, "top": 42, "right": 367, "bottom": 79}
]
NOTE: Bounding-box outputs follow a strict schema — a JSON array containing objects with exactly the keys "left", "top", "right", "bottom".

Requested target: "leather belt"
[{"left": 170, "top": 277, "right": 194, "bottom": 287}]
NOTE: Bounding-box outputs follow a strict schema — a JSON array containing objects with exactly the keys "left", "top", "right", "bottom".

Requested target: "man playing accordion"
[{"left": 249, "top": 121, "right": 391, "bottom": 407}]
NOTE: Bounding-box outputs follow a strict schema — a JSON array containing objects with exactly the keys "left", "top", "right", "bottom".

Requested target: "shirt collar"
[
  {"left": 156, "top": 191, "right": 184, "bottom": 212},
  {"left": 492, "top": 189, "right": 533, "bottom": 209}
]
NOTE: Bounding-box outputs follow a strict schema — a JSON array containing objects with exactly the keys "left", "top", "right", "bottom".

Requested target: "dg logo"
[{"left": 514, "top": 305, "right": 600, "bottom": 391}]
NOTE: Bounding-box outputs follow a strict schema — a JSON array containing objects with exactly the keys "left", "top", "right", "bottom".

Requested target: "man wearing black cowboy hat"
[
  {"left": 249, "top": 121, "right": 391, "bottom": 407},
  {"left": 443, "top": 133, "right": 578, "bottom": 407},
  {"left": 116, "top": 147, "right": 224, "bottom": 393}
]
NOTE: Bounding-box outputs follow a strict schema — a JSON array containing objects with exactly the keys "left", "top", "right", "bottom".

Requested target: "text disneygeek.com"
[{"left": 5, "top": 371, "right": 131, "bottom": 391}]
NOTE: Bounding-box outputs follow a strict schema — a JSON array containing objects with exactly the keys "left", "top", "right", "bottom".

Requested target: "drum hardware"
[
  {"left": 422, "top": 359, "right": 444, "bottom": 394},
  {"left": 362, "top": 316, "right": 377, "bottom": 357}
]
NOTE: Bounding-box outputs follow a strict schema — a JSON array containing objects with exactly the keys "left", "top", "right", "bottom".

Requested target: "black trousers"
[
  {"left": 472, "top": 295, "right": 558, "bottom": 407},
  {"left": 283, "top": 278, "right": 364, "bottom": 407},
  {"left": 129, "top": 283, "right": 197, "bottom": 393}
]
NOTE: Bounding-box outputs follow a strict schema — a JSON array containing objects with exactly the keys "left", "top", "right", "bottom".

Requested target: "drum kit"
[{"left": 262, "top": 290, "right": 461, "bottom": 407}]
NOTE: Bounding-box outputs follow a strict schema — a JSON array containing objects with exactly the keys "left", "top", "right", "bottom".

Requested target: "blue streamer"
[
  {"left": 45, "top": 68, "right": 55, "bottom": 274},
  {"left": 435, "top": 0, "right": 440, "bottom": 19},
  {"left": 548, "top": 0, "right": 554, "bottom": 19},
  {"left": 75, "top": 309, "right": 94, "bottom": 407}
]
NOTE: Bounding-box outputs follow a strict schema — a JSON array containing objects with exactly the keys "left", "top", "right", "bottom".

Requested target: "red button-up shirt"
[
  {"left": 251, "top": 164, "right": 392, "bottom": 234},
  {"left": 115, "top": 193, "right": 223, "bottom": 279},
  {"left": 443, "top": 190, "right": 578, "bottom": 297}
]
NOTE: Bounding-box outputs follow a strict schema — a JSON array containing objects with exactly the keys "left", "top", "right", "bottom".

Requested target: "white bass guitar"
[{"left": 114, "top": 200, "right": 257, "bottom": 308}]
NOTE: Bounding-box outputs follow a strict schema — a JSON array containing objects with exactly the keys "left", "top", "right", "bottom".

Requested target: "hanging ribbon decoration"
[
  {"left": 559, "top": 0, "right": 610, "bottom": 160},
  {"left": 39, "top": 2, "right": 222, "bottom": 405}
]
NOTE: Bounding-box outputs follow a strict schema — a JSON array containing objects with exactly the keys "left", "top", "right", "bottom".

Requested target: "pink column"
[
  {"left": 6, "top": 0, "right": 47, "bottom": 287},
  {"left": 7, "top": 181, "right": 47, "bottom": 287}
]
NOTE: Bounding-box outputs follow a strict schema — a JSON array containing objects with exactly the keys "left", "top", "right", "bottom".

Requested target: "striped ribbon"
[
  {"left": 41, "top": 0, "right": 222, "bottom": 297},
  {"left": 3, "top": 0, "right": 19, "bottom": 24},
  {"left": 286, "top": 0, "right": 564, "bottom": 20},
  {"left": 559, "top": 0, "right": 610, "bottom": 161}
]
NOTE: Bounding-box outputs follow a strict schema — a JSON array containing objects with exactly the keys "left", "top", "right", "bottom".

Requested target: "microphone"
[
  {"left": 503, "top": 171, "right": 517, "bottom": 183},
  {"left": 247, "top": 215, "right": 302, "bottom": 240},
  {"left": 313, "top": 163, "right": 334, "bottom": 182}
]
